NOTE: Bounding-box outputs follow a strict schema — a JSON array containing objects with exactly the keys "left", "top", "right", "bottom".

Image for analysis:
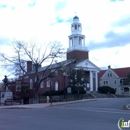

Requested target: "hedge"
[{"left": 98, "top": 86, "right": 116, "bottom": 94}]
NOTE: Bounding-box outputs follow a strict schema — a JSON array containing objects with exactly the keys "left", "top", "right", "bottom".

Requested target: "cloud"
[
  {"left": 55, "top": 0, "right": 67, "bottom": 12},
  {"left": 0, "top": 36, "right": 10, "bottom": 46},
  {"left": 88, "top": 30, "right": 130, "bottom": 50},
  {"left": 112, "top": 15, "right": 130, "bottom": 27},
  {"left": 50, "top": 17, "right": 72, "bottom": 26},
  {"left": 28, "top": 0, "right": 36, "bottom": 7},
  {"left": 0, "top": 4, "right": 7, "bottom": 9},
  {"left": 110, "top": 0, "right": 124, "bottom": 2},
  {"left": 56, "top": 17, "right": 64, "bottom": 23}
]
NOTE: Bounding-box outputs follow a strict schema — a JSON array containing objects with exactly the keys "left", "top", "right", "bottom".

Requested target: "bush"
[
  {"left": 42, "top": 90, "right": 64, "bottom": 96},
  {"left": 98, "top": 86, "right": 116, "bottom": 94},
  {"left": 71, "top": 87, "right": 86, "bottom": 94}
]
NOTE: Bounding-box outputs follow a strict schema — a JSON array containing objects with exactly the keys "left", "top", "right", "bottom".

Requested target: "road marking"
[
  {"left": 20, "top": 116, "right": 32, "bottom": 119},
  {"left": 55, "top": 107, "right": 130, "bottom": 115}
]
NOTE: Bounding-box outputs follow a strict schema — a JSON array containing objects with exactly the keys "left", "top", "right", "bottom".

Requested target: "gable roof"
[
  {"left": 98, "top": 67, "right": 130, "bottom": 79},
  {"left": 30, "top": 59, "right": 75, "bottom": 74},
  {"left": 75, "top": 59, "right": 100, "bottom": 72},
  {"left": 98, "top": 70, "right": 106, "bottom": 79},
  {"left": 112, "top": 67, "right": 130, "bottom": 77}
]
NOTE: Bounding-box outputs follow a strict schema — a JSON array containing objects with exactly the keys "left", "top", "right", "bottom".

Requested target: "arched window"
[
  {"left": 55, "top": 81, "right": 58, "bottom": 91},
  {"left": 30, "top": 79, "right": 33, "bottom": 89},
  {"left": 40, "top": 81, "right": 44, "bottom": 88},
  {"left": 47, "top": 78, "right": 52, "bottom": 87}
]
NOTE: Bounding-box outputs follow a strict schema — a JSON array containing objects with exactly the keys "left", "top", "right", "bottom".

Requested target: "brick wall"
[{"left": 67, "top": 50, "right": 89, "bottom": 62}]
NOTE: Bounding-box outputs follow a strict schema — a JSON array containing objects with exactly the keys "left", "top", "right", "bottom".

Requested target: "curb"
[
  {"left": 48, "top": 99, "right": 96, "bottom": 107},
  {"left": 0, "top": 99, "right": 96, "bottom": 109}
]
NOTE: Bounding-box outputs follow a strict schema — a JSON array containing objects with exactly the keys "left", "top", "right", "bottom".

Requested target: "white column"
[
  {"left": 78, "top": 36, "right": 80, "bottom": 46},
  {"left": 95, "top": 72, "right": 98, "bottom": 91},
  {"left": 83, "top": 37, "right": 85, "bottom": 47},
  {"left": 69, "top": 38, "right": 71, "bottom": 47},
  {"left": 90, "top": 71, "right": 93, "bottom": 91},
  {"left": 72, "top": 37, "right": 74, "bottom": 47}
]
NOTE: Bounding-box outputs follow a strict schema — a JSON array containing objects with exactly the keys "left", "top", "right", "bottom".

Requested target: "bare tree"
[{"left": 0, "top": 40, "right": 65, "bottom": 98}]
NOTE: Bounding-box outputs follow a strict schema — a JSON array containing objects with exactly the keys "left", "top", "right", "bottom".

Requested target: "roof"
[
  {"left": 73, "top": 16, "right": 79, "bottom": 19},
  {"left": 112, "top": 67, "right": 130, "bottom": 77},
  {"left": 75, "top": 59, "right": 100, "bottom": 72},
  {"left": 30, "top": 59, "right": 75, "bottom": 74},
  {"left": 98, "top": 67, "right": 130, "bottom": 79},
  {"left": 98, "top": 70, "right": 106, "bottom": 79}
]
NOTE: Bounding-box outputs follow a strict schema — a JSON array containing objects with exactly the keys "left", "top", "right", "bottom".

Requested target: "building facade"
[
  {"left": 9, "top": 16, "right": 100, "bottom": 96},
  {"left": 98, "top": 66, "right": 130, "bottom": 95}
]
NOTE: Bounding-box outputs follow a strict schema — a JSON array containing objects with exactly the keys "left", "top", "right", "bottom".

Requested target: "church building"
[{"left": 10, "top": 16, "right": 100, "bottom": 95}]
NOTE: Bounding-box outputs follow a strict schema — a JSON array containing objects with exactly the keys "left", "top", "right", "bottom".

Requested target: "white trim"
[
  {"left": 90, "top": 71, "right": 93, "bottom": 91},
  {"left": 47, "top": 78, "right": 51, "bottom": 87},
  {"left": 95, "top": 72, "right": 98, "bottom": 91},
  {"left": 75, "top": 59, "right": 100, "bottom": 72},
  {"left": 55, "top": 81, "right": 58, "bottom": 91},
  {"left": 40, "top": 81, "right": 44, "bottom": 88}
]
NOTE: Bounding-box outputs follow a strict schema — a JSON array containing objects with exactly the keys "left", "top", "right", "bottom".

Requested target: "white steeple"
[
  {"left": 71, "top": 16, "right": 82, "bottom": 34},
  {"left": 67, "top": 16, "right": 88, "bottom": 52}
]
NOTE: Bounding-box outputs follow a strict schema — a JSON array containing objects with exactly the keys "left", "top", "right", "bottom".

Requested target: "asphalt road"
[{"left": 0, "top": 98, "right": 130, "bottom": 130}]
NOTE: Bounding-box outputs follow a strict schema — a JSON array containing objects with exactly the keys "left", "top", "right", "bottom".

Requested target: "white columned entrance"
[
  {"left": 90, "top": 71, "right": 93, "bottom": 91},
  {"left": 95, "top": 72, "right": 98, "bottom": 91}
]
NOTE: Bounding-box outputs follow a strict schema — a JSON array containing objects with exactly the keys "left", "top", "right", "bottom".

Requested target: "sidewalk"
[{"left": 0, "top": 99, "right": 96, "bottom": 109}]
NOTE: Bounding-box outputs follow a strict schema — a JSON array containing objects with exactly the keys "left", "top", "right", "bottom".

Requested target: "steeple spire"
[
  {"left": 67, "top": 16, "right": 87, "bottom": 52},
  {"left": 67, "top": 16, "right": 89, "bottom": 62}
]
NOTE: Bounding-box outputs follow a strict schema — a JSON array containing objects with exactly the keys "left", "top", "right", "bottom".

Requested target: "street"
[{"left": 0, "top": 98, "right": 130, "bottom": 130}]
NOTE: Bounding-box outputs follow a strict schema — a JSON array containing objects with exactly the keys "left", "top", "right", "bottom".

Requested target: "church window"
[
  {"left": 40, "top": 81, "right": 44, "bottom": 88},
  {"left": 30, "top": 79, "right": 33, "bottom": 89},
  {"left": 55, "top": 81, "right": 58, "bottom": 91},
  {"left": 47, "top": 78, "right": 51, "bottom": 87}
]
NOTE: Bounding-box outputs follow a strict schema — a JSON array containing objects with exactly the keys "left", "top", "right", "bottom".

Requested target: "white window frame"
[
  {"left": 40, "top": 81, "right": 44, "bottom": 88},
  {"left": 47, "top": 78, "right": 51, "bottom": 87},
  {"left": 55, "top": 81, "right": 58, "bottom": 91},
  {"left": 103, "top": 80, "right": 109, "bottom": 85}
]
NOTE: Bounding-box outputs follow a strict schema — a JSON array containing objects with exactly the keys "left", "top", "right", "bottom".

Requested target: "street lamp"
[{"left": 63, "top": 72, "right": 66, "bottom": 99}]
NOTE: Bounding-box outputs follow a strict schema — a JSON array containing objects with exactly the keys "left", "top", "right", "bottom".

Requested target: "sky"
[{"left": 0, "top": 0, "right": 130, "bottom": 80}]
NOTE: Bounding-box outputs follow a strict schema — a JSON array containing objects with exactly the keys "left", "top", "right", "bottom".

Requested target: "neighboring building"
[
  {"left": 9, "top": 16, "right": 100, "bottom": 96},
  {"left": 98, "top": 65, "right": 130, "bottom": 95}
]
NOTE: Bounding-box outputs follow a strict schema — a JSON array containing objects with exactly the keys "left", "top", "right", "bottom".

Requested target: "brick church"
[{"left": 9, "top": 16, "right": 100, "bottom": 95}]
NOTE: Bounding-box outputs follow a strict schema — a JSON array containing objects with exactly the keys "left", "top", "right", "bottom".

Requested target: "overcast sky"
[{"left": 0, "top": 0, "right": 130, "bottom": 80}]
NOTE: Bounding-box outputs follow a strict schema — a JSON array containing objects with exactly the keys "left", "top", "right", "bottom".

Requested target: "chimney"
[
  {"left": 108, "top": 65, "right": 111, "bottom": 68},
  {"left": 27, "top": 61, "right": 32, "bottom": 72}
]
